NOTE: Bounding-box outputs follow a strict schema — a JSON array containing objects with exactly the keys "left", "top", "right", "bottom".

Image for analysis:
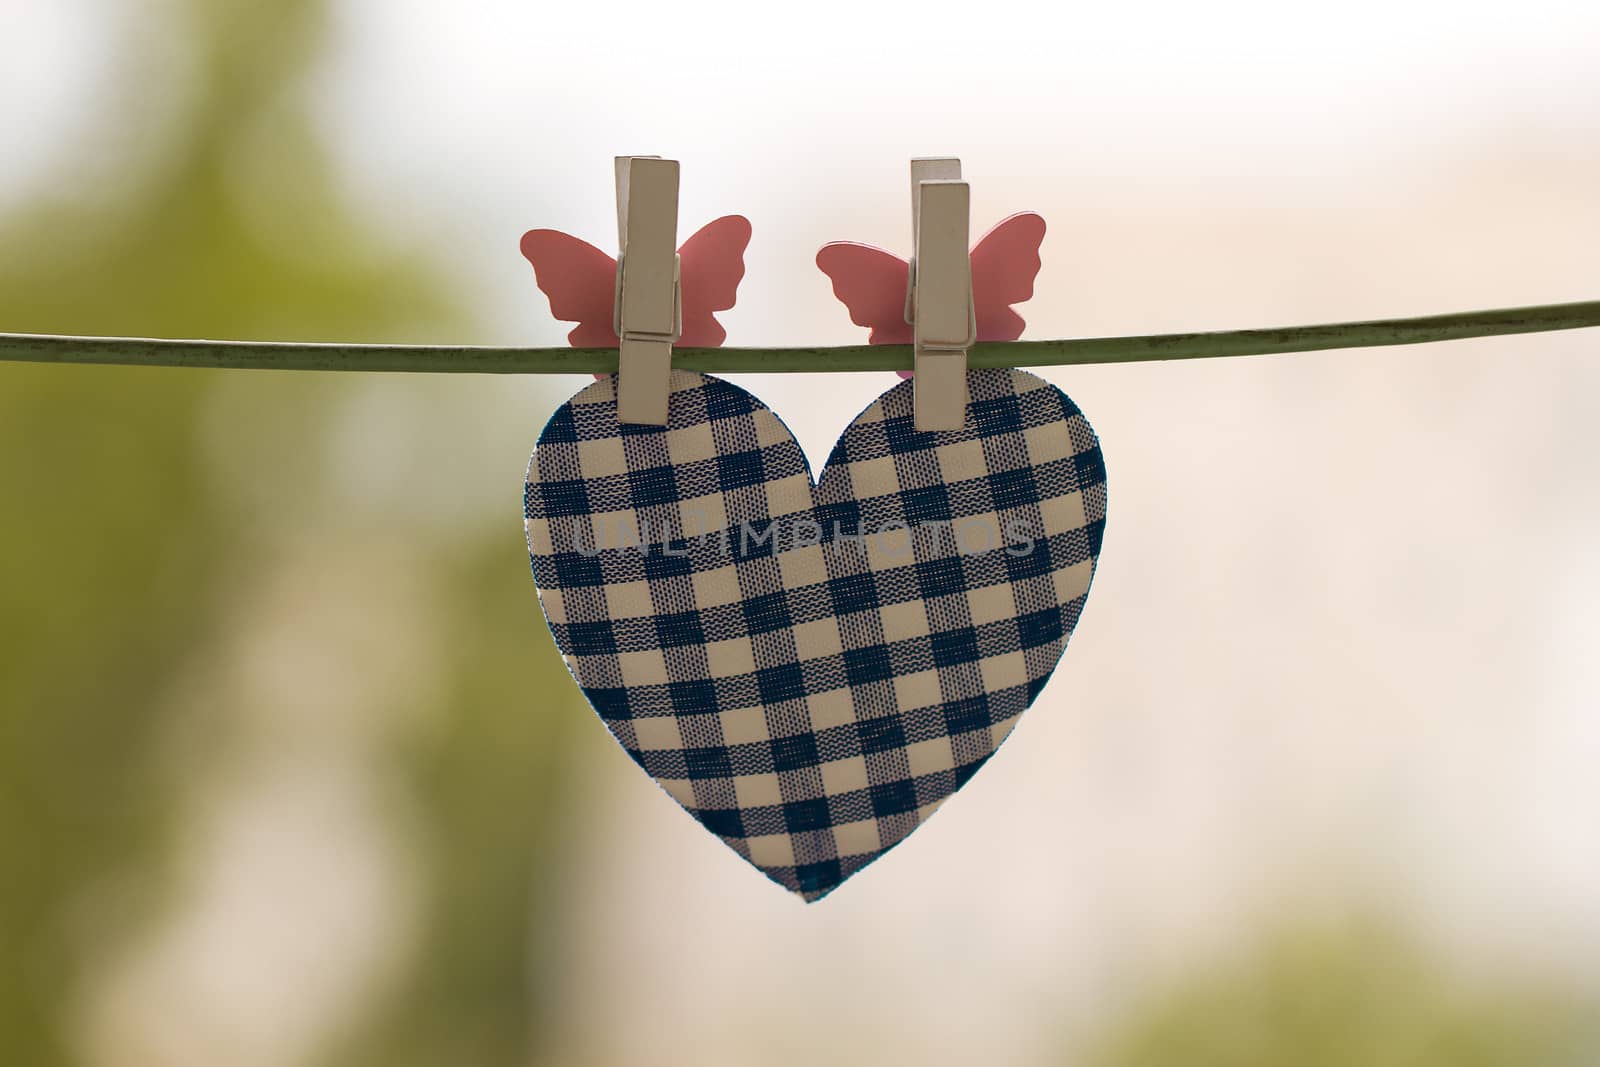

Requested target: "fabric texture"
[{"left": 524, "top": 369, "right": 1106, "bottom": 900}]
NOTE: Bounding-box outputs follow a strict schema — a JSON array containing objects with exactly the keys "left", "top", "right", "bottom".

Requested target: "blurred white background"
[{"left": 4, "top": 1, "right": 1599, "bottom": 1064}]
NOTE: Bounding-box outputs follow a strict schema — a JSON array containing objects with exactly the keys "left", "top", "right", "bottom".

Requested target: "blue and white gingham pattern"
[{"left": 525, "top": 369, "right": 1105, "bottom": 900}]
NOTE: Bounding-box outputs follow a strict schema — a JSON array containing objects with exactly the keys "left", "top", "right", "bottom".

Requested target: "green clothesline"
[{"left": 2, "top": 300, "right": 1597, "bottom": 375}]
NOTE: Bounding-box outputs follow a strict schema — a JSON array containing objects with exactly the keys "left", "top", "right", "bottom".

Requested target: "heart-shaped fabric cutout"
[{"left": 524, "top": 369, "right": 1106, "bottom": 900}]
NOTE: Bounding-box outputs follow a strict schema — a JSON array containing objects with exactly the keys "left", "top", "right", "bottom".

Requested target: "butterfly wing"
[
  {"left": 969, "top": 212, "right": 1046, "bottom": 341},
  {"left": 520, "top": 229, "right": 620, "bottom": 347},
  {"left": 677, "top": 215, "right": 752, "bottom": 347},
  {"left": 815, "top": 242, "right": 914, "bottom": 345}
]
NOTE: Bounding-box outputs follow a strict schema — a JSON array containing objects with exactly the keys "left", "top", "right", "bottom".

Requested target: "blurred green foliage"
[
  {"left": 320, "top": 544, "right": 588, "bottom": 1067},
  {"left": 1090, "top": 921, "right": 1597, "bottom": 1067},
  {"left": 0, "top": 2, "right": 584, "bottom": 1064}
]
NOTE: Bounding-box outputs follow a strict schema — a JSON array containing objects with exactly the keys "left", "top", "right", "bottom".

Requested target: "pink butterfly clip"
[
  {"left": 521, "top": 215, "right": 752, "bottom": 376},
  {"left": 816, "top": 212, "right": 1046, "bottom": 377}
]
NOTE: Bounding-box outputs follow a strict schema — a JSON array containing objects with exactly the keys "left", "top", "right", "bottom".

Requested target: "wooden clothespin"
[
  {"left": 613, "top": 155, "right": 681, "bottom": 425},
  {"left": 907, "top": 157, "right": 975, "bottom": 432}
]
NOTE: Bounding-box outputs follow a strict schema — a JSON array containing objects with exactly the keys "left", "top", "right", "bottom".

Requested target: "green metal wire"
[{"left": 2, "top": 300, "right": 1597, "bottom": 375}]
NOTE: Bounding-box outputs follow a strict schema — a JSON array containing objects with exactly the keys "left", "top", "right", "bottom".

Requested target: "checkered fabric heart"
[{"left": 524, "top": 369, "right": 1105, "bottom": 900}]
